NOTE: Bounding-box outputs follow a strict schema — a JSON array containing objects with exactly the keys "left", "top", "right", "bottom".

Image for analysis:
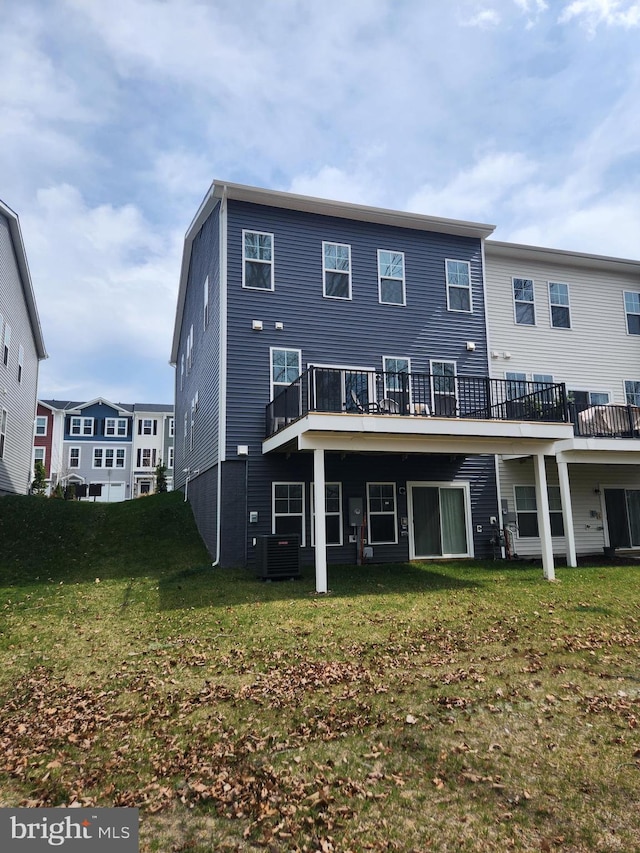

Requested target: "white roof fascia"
[{"left": 486, "top": 239, "right": 640, "bottom": 276}]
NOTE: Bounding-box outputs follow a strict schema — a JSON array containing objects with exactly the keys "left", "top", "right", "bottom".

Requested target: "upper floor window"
[
  {"left": 137, "top": 448, "right": 157, "bottom": 468},
  {"left": 568, "top": 389, "right": 610, "bottom": 412},
  {"left": 139, "top": 418, "right": 158, "bottom": 436},
  {"left": 323, "top": 242, "right": 351, "bottom": 300},
  {"left": 513, "top": 278, "right": 535, "bottom": 325},
  {"left": 168, "top": 446, "right": 174, "bottom": 469},
  {"left": 17, "top": 345, "right": 24, "bottom": 382},
  {"left": 431, "top": 360, "right": 458, "bottom": 416},
  {"left": 624, "top": 291, "right": 640, "bottom": 335},
  {"left": 186, "top": 325, "right": 194, "bottom": 372},
  {"left": 35, "top": 416, "right": 47, "bottom": 436},
  {"left": 70, "top": 417, "right": 94, "bottom": 436},
  {"left": 105, "top": 418, "right": 128, "bottom": 436},
  {"left": 378, "top": 250, "right": 406, "bottom": 306},
  {"left": 445, "top": 260, "right": 472, "bottom": 313},
  {"left": 383, "top": 356, "right": 410, "bottom": 410},
  {"left": 203, "top": 275, "right": 209, "bottom": 328},
  {"left": 549, "top": 282, "right": 571, "bottom": 329},
  {"left": 69, "top": 447, "right": 80, "bottom": 468},
  {"left": 3, "top": 323, "right": 11, "bottom": 366},
  {"left": 243, "top": 230, "right": 274, "bottom": 290},
  {"left": 0, "top": 409, "right": 6, "bottom": 458},
  {"left": 94, "top": 447, "right": 125, "bottom": 469},
  {"left": 169, "top": 418, "right": 174, "bottom": 437},
  {"left": 180, "top": 355, "right": 184, "bottom": 391},
  {"left": 624, "top": 380, "right": 640, "bottom": 406}
]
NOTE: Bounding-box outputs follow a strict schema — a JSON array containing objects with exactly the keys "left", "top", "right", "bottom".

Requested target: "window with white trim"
[
  {"left": 514, "top": 485, "right": 564, "bottom": 538},
  {"left": 625, "top": 380, "right": 640, "bottom": 406},
  {"left": 513, "top": 278, "right": 535, "bottom": 325},
  {"left": 272, "top": 482, "right": 305, "bottom": 542},
  {"left": 446, "top": 260, "right": 472, "bottom": 312},
  {"left": 94, "top": 447, "right": 126, "bottom": 469},
  {"left": 383, "top": 356, "right": 411, "bottom": 411},
  {"left": 36, "top": 416, "right": 47, "bottom": 436},
  {"left": 378, "top": 250, "right": 406, "bottom": 306},
  {"left": 549, "top": 282, "right": 571, "bottom": 329},
  {"left": 180, "top": 355, "right": 184, "bottom": 390},
  {"left": 0, "top": 409, "right": 6, "bottom": 458},
  {"left": 243, "top": 230, "right": 274, "bottom": 290},
  {"left": 169, "top": 418, "right": 174, "bottom": 437},
  {"left": 137, "top": 448, "right": 157, "bottom": 468},
  {"left": 69, "top": 447, "right": 80, "bottom": 468},
  {"left": 183, "top": 412, "right": 188, "bottom": 449},
  {"left": 367, "top": 482, "right": 397, "bottom": 544},
  {"left": 139, "top": 418, "right": 157, "bottom": 436},
  {"left": 168, "top": 446, "right": 174, "bottom": 469},
  {"left": 17, "top": 344, "right": 24, "bottom": 382},
  {"left": 323, "top": 242, "right": 351, "bottom": 300},
  {"left": 186, "top": 325, "right": 194, "bottom": 372},
  {"left": 431, "top": 361, "right": 457, "bottom": 416},
  {"left": 106, "top": 418, "right": 128, "bottom": 436},
  {"left": 3, "top": 323, "right": 11, "bottom": 366},
  {"left": 34, "top": 446, "right": 45, "bottom": 466},
  {"left": 270, "top": 348, "right": 301, "bottom": 398},
  {"left": 70, "top": 417, "right": 94, "bottom": 436},
  {"left": 311, "top": 482, "right": 343, "bottom": 546},
  {"left": 203, "top": 275, "right": 209, "bottom": 329},
  {"left": 624, "top": 291, "right": 640, "bottom": 335}
]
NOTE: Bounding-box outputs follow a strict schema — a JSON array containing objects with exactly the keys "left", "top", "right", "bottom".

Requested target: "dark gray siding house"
[
  {"left": 0, "top": 200, "right": 47, "bottom": 496},
  {"left": 171, "top": 183, "right": 572, "bottom": 590}
]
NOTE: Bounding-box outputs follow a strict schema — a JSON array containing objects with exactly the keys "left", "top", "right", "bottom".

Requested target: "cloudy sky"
[{"left": 2, "top": 0, "right": 640, "bottom": 404}]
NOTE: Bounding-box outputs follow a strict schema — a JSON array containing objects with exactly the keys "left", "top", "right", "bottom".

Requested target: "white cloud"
[
  {"left": 559, "top": 0, "right": 640, "bottom": 31},
  {"left": 463, "top": 9, "right": 502, "bottom": 28}
]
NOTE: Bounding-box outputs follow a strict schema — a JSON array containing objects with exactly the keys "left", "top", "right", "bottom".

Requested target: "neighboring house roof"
[
  {"left": 170, "top": 180, "right": 497, "bottom": 364},
  {"left": 39, "top": 399, "right": 171, "bottom": 414},
  {"left": 0, "top": 198, "right": 47, "bottom": 360},
  {"left": 486, "top": 239, "right": 640, "bottom": 275},
  {"left": 133, "top": 403, "right": 174, "bottom": 413}
]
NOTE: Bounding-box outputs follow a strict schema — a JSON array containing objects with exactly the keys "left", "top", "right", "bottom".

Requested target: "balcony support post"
[
  {"left": 533, "top": 452, "right": 555, "bottom": 580},
  {"left": 557, "top": 459, "right": 577, "bottom": 567},
  {"left": 313, "top": 448, "right": 328, "bottom": 594}
]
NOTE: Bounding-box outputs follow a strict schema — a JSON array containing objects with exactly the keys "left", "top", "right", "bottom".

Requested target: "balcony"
[
  {"left": 266, "top": 367, "right": 568, "bottom": 436},
  {"left": 571, "top": 404, "right": 640, "bottom": 439}
]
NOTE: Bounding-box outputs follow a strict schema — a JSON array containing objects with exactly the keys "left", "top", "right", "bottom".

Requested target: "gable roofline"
[
  {"left": 69, "top": 397, "right": 132, "bottom": 415},
  {"left": 486, "top": 239, "right": 640, "bottom": 276},
  {"left": 170, "top": 180, "right": 496, "bottom": 363},
  {"left": 0, "top": 199, "right": 47, "bottom": 360}
]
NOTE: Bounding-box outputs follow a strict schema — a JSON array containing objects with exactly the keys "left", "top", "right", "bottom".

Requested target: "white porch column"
[
  {"left": 557, "top": 459, "right": 577, "bottom": 568},
  {"left": 533, "top": 452, "right": 555, "bottom": 580},
  {"left": 313, "top": 448, "right": 328, "bottom": 594}
]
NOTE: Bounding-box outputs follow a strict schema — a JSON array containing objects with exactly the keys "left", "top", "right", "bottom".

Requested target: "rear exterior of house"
[
  {"left": 485, "top": 241, "right": 640, "bottom": 559},
  {"left": 172, "top": 183, "right": 573, "bottom": 588},
  {"left": 0, "top": 200, "right": 47, "bottom": 496}
]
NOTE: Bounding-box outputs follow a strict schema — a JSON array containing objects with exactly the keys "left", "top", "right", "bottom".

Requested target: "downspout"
[{"left": 212, "top": 185, "right": 228, "bottom": 568}]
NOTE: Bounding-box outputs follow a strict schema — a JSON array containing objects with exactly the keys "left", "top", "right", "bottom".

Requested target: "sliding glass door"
[{"left": 409, "top": 483, "right": 471, "bottom": 558}]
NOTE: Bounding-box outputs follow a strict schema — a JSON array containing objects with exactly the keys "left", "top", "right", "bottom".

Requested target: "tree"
[
  {"left": 31, "top": 460, "right": 47, "bottom": 496},
  {"left": 155, "top": 461, "right": 168, "bottom": 493}
]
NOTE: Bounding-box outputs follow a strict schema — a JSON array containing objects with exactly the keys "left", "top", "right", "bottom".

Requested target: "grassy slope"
[{"left": 0, "top": 494, "right": 639, "bottom": 852}]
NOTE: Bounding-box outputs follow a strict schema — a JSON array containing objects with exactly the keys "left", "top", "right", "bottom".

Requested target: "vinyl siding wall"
[
  {"left": 0, "top": 212, "right": 41, "bottom": 496},
  {"left": 220, "top": 200, "right": 497, "bottom": 566}
]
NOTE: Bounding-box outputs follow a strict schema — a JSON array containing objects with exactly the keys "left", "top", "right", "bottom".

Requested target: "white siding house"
[
  {"left": 0, "top": 200, "right": 47, "bottom": 496},
  {"left": 485, "top": 241, "right": 640, "bottom": 560}
]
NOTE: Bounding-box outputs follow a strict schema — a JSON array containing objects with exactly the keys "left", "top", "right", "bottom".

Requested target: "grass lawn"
[{"left": 0, "top": 492, "right": 639, "bottom": 851}]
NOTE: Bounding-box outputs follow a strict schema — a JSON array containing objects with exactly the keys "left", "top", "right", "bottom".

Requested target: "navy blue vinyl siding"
[
  {"left": 175, "top": 203, "right": 221, "bottom": 493},
  {"left": 63, "top": 403, "right": 132, "bottom": 441},
  {"left": 225, "top": 200, "right": 488, "bottom": 459},
  {"left": 219, "top": 200, "right": 496, "bottom": 567}
]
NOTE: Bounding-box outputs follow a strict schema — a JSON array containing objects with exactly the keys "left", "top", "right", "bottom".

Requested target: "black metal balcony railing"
[
  {"left": 571, "top": 403, "right": 640, "bottom": 439},
  {"left": 265, "top": 367, "right": 570, "bottom": 437}
]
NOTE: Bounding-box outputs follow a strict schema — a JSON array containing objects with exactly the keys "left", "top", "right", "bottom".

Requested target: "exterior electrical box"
[
  {"left": 256, "top": 534, "right": 301, "bottom": 580},
  {"left": 348, "top": 497, "right": 364, "bottom": 527}
]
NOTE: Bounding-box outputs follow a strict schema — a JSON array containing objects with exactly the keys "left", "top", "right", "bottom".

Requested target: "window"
[
  {"left": 514, "top": 485, "right": 564, "bottom": 538},
  {"left": 168, "top": 446, "right": 174, "bottom": 469},
  {"left": 186, "top": 325, "right": 194, "bottom": 372},
  {"left": 183, "top": 411, "right": 188, "bottom": 448},
  {"left": 378, "top": 250, "right": 406, "bottom": 306},
  {"left": 94, "top": 448, "right": 126, "bottom": 468},
  {"left": 137, "top": 448, "right": 157, "bottom": 468},
  {"left": 69, "top": 447, "right": 80, "bottom": 468},
  {"left": 3, "top": 323, "right": 11, "bottom": 366},
  {"left": 272, "top": 482, "right": 305, "bottom": 542},
  {"left": 169, "top": 418, "right": 174, "bottom": 437},
  {"left": 105, "top": 418, "right": 128, "bottom": 436},
  {"left": 34, "top": 447, "right": 45, "bottom": 466},
  {"left": 139, "top": 418, "right": 157, "bottom": 436},
  {"left": 383, "top": 357, "right": 411, "bottom": 410},
  {"left": 549, "top": 282, "right": 571, "bottom": 329},
  {"left": 513, "top": 278, "right": 535, "bottom": 325},
  {"left": 431, "top": 361, "right": 457, "bottom": 416},
  {"left": 0, "top": 409, "right": 6, "bottom": 458},
  {"left": 311, "top": 483, "right": 343, "bottom": 546},
  {"left": 367, "top": 482, "right": 397, "bottom": 544},
  {"left": 36, "top": 416, "right": 47, "bottom": 436},
  {"left": 243, "top": 230, "right": 274, "bottom": 290},
  {"left": 17, "top": 345, "right": 24, "bottom": 382},
  {"left": 70, "top": 417, "right": 93, "bottom": 436},
  {"left": 180, "top": 355, "right": 184, "bottom": 391},
  {"left": 446, "top": 260, "right": 472, "bottom": 312},
  {"left": 624, "top": 380, "right": 640, "bottom": 406},
  {"left": 203, "top": 275, "right": 209, "bottom": 329},
  {"left": 270, "top": 348, "right": 301, "bottom": 398},
  {"left": 506, "top": 371, "right": 527, "bottom": 399},
  {"left": 624, "top": 291, "right": 640, "bottom": 335},
  {"left": 323, "top": 242, "right": 351, "bottom": 300}
]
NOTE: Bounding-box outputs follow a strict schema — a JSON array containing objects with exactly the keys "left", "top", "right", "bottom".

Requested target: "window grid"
[
  {"left": 624, "top": 380, "right": 640, "bottom": 406},
  {"left": 243, "top": 230, "right": 274, "bottom": 290},
  {"left": 446, "top": 260, "right": 472, "bottom": 313},
  {"left": 36, "top": 416, "right": 47, "bottom": 436},
  {"left": 272, "top": 482, "right": 305, "bottom": 543},
  {"left": 69, "top": 447, "right": 80, "bottom": 468},
  {"left": 513, "top": 278, "right": 535, "bottom": 325},
  {"left": 311, "top": 482, "right": 343, "bottom": 547},
  {"left": 624, "top": 291, "right": 640, "bottom": 335},
  {"left": 514, "top": 485, "right": 564, "bottom": 538},
  {"left": 549, "top": 282, "right": 571, "bottom": 329},
  {"left": 323, "top": 242, "right": 352, "bottom": 300},
  {"left": 367, "top": 482, "right": 398, "bottom": 544},
  {"left": 378, "top": 250, "right": 406, "bottom": 306}
]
